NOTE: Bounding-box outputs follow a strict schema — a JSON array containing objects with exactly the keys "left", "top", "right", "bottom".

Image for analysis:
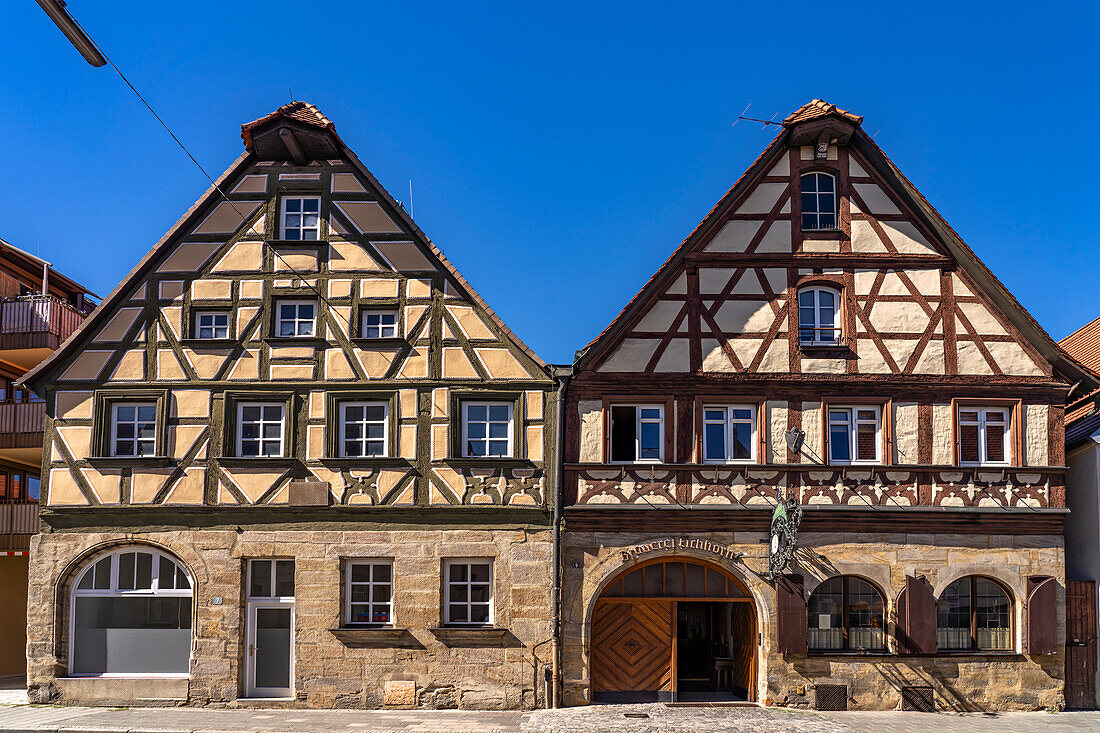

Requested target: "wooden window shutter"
[
  {"left": 1027, "top": 575, "right": 1057, "bottom": 655},
  {"left": 776, "top": 573, "right": 807, "bottom": 654},
  {"left": 897, "top": 575, "right": 936, "bottom": 655}
]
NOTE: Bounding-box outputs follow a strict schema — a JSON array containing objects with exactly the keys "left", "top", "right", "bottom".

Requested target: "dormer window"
[
  {"left": 798, "top": 286, "right": 841, "bottom": 346},
  {"left": 800, "top": 172, "right": 836, "bottom": 230},
  {"left": 281, "top": 196, "right": 321, "bottom": 240}
]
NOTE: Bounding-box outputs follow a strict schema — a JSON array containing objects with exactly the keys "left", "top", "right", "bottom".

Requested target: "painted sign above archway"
[{"left": 620, "top": 537, "right": 742, "bottom": 563}]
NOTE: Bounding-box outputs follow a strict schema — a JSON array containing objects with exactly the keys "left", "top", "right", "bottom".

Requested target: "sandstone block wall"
[
  {"left": 27, "top": 526, "right": 552, "bottom": 709},
  {"left": 561, "top": 530, "right": 1065, "bottom": 711}
]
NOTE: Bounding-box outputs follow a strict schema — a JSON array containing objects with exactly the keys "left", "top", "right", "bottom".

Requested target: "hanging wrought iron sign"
[{"left": 767, "top": 492, "right": 802, "bottom": 579}]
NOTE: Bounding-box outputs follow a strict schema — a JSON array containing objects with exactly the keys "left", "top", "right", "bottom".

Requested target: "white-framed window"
[
  {"left": 610, "top": 404, "right": 664, "bottom": 463},
  {"left": 340, "top": 402, "right": 388, "bottom": 458},
  {"left": 958, "top": 407, "right": 1011, "bottom": 466},
  {"left": 462, "top": 402, "right": 513, "bottom": 458},
  {"left": 70, "top": 548, "right": 192, "bottom": 676},
  {"left": 237, "top": 402, "right": 285, "bottom": 457},
  {"left": 798, "top": 286, "right": 841, "bottom": 346},
  {"left": 703, "top": 405, "right": 757, "bottom": 463},
  {"left": 801, "top": 172, "right": 837, "bottom": 230},
  {"left": 444, "top": 559, "right": 492, "bottom": 626},
  {"left": 275, "top": 300, "right": 316, "bottom": 337},
  {"left": 345, "top": 560, "right": 393, "bottom": 626},
  {"left": 280, "top": 196, "right": 321, "bottom": 240},
  {"left": 195, "top": 311, "right": 230, "bottom": 339},
  {"left": 111, "top": 402, "right": 157, "bottom": 457},
  {"left": 361, "top": 310, "right": 398, "bottom": 339},
  {"left": 247, "top": 559, "right": 295, "bottom": 599},
  {"left": 828, "top": 406, "right": 881, "bottom": 464}
]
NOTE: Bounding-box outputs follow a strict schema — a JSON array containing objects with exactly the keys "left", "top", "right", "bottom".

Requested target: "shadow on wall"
[{"left": 873, "top": 660, "right": 985, "bottom": 713}]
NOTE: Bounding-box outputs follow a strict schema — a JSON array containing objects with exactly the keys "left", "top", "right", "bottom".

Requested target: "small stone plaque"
[{"left": 384, "top": 680, "right": 416, "bottom": 707}]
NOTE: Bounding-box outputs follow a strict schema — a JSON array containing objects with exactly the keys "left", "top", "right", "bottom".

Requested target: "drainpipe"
[{"left": 550, "top": 366, "right": 570, "bottom": 708}]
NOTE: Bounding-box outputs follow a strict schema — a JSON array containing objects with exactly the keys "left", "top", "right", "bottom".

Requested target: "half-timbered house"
[
  {"left": 559, "top": 100, "right": 1097, "bottom": 711},
  {"left": 20, "top": 103, "right": 557, "bottom": 709}
]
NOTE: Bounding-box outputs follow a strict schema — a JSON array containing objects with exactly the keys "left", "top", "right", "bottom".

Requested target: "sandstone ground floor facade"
[
  {"left": 560, "top": 523, "right": 1066, "bottom": 711},
  {"left": 25, "top": 511, "right": 553, "bottom": 709}
]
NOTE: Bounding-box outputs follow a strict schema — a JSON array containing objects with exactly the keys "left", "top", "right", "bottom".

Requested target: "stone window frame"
[
  {"left": 91, "top": 389, "right": 170, "bottom": 460},
  {"left": 935, "top": 574, "right": 1015, "bottom": 653},
  {"left": 342, "top": 558, "right": 395, "bottom": 627},
  {"left": 68, "top": 546, "right": 193, "bottom": 678},
  {"left": 442, "top": 558, "right": 494, "bottom": 627},
  {"left": 807, "top": 574, "right": 888, "bottom": 654}
]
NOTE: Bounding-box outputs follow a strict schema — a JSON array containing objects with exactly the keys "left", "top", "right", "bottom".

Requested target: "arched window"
[
  {"left": 798, "top": 286, "right": 841, "bottom": 345},
  {"left": 808, "top": 576, "right": 885, "bottom": 652},
  {"left": 937, "top": 576, "right": 1012, "bottom": 651},
  {"left": 70, "top": 547, "right": 192, "bottom": 676},
  {"left": 801, "top": 172, "right": 836, "bottom": 230}
]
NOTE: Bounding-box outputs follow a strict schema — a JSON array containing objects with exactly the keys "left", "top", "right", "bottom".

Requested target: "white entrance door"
[{"left": 245, "top": 601, "right": 294, "bottom": 697}]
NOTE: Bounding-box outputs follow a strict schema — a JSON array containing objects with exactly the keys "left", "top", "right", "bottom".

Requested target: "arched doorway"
[{"left": 591, "top": 558, "right": 755, "bottom": 703}]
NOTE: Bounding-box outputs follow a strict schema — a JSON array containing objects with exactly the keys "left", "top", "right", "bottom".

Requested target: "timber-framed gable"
[{"left": 23, "top": 102, "right": 557, "bottom": 514}]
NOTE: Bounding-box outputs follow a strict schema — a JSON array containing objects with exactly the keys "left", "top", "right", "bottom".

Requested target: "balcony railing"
[
  {"left": 0, "top": 498, "right": 38, "bottom": 552},
  {"left": 0, "top": 400, "right": 45, "bottom": 449},
  {"left": 565, "top": 463, "right": 1066, "bottom": 509},
  {"left": 0, "top": 294, "right": 87, "bottom": 351}
]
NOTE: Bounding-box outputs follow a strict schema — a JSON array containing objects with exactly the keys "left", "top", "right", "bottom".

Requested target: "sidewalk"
[{"left": 3, "top": 701, "right": 1100, "bottom": 733}]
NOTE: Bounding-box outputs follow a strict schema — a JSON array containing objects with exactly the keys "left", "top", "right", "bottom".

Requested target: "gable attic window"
[
  {"left": 280, "top": 196, "right": 321, "bottom": 240},
  {"left": 610, "top": 405, "right": 664, "bottom": 463},
  {"left": 110, "top": 403, "right": 158, "bottom": 457},
  {"left": 801, "top": 172, "right": 837, "bottom": 230},
  {"left": 195, "top": 311, "right": 230, "bottom": 339},
  {"left": 361, "top": 310, "right": 398, "bottom": 339},
  {"left": 276, "top": 300, "right": 316, "bottom": 337},
  {"left": 798, "top": 286, "right": 841, "bottom": 346}
]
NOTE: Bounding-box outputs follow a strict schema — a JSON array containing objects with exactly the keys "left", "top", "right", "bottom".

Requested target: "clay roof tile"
[{"left": 783, "top": 99, "right": 863, "bottom": 126}]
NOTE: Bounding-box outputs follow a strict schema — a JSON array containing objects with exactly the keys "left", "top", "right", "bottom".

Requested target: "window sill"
[
  {"left": 429, "top": 627, "right": 518, "bottom": 648},
  {"left": 329, "top": 627, "right": 422, "bottom": 649},
  {"left": 87, "top": 456, "right": 172, "bottom": 468},
  {"left": 267, "top": 239, "right": 325, "bottom": 247},
  {"left": 262, "top": 336, "right": 328, "bottom": 346},
  {"left": 800, "top": 228, "right": 842, "bottom": 237},
  {"left": 180, "top": 338, "right": 238, "bottom": 349},
  {"left": 350, "top": 337, "right": 408, "bottom": 348},
  {"left": 442, "top": 457, "right": 534, "bottom": 468},
  {"left": 807, "top": 651, "right": 1023, "bottom": 660},
  {"left": 217, "top": 456, "right": 298, "bottom": 467},
  {"left": 318, "top": 457, "right": 411, "bottom": 467}
]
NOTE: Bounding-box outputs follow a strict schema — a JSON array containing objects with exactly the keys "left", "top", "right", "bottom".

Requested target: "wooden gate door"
[
  {"left": 1066, "top": 579, "right": 1098, "bottom": 710},
  {"left": 591, "top": 600, "right": 673, "bottom": 700}
]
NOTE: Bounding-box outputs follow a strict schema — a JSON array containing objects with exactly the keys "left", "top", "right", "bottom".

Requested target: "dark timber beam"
[{"left": 279, "top": 128, "right": 308, "bottom": 165}]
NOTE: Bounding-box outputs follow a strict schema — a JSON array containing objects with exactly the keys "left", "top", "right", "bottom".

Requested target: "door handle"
[{"left": 249, "top": 644, "right": 254, "bottom": 656}]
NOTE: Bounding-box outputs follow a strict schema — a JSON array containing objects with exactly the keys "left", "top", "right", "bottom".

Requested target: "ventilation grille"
[
  {"left": 815, "top": 684, "right": 847, "bottom": 711},
  {"left": 901, "top": 685, "right": 935, "bottom": 712}
]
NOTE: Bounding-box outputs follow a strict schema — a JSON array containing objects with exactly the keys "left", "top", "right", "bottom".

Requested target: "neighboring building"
[
  {"left": 20, "top": 103, "right": 557, "bottom": 708},
  {"left": 559, "top": 100, "right": 1097, "bottom": 711},
  {"left": 0, "top": 238, "right": 95, "bottom": 676},
  {"left": 1060, "top": 316, "right": 1100, "bottom": 709}
]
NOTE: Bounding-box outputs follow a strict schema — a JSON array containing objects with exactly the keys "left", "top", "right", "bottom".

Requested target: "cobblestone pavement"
[
  {"left": 524, "top": 703, "right": 1100, "bottom": 733},
  {"left": 3, "top": 703, "right": 1100, "bottom": 733}
]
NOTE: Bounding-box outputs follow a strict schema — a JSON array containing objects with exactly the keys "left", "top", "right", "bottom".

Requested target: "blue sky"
[{"left": 5, "top": 1, "right": 1098, "bottom": 364}]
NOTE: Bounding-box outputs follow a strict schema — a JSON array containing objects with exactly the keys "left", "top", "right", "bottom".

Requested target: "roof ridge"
[{"left": 783, "top": 98, "right": 863, "bottom": 126}]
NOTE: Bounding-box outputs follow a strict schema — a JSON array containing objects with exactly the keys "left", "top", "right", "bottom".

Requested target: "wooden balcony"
[
  {"left": 0, "top": 498, "right": 38, "bottom": 552},
  {"left": 565, "top": 463, "right": 1066, "bottom": 509},
  {"left": 0, "top": 294, "right": 86, "bottom": 352},
  {"left": 0, "top": 400, "right": 45, "bottom": 449}
]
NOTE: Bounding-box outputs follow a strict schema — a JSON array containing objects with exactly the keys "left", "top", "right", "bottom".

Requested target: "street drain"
[{"left": 624, "top": 713, "right": 650, "bottom": 719}]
